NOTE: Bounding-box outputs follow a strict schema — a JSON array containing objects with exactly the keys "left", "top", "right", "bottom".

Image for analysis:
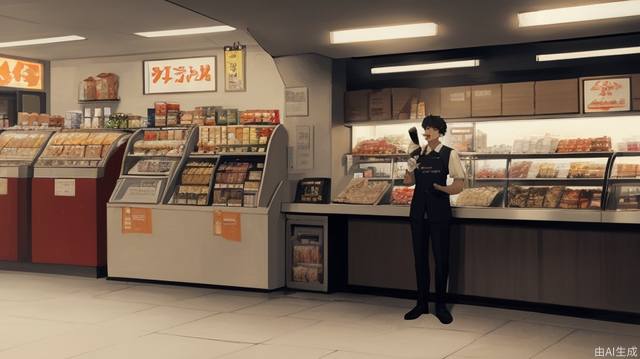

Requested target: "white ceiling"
[
  {"left": 1, "top": 0, "right": 640, "bottom": 61},
  {"left": 172, "top": 0, "right": 640, "bottom": 58},
  {"left": 0, "top": 0, "right": 257, "bottom": 61}
]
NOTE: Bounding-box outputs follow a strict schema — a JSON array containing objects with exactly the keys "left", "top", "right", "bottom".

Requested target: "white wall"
[{"left": 50, "top": 46, "right": 284, "bottom": 116}]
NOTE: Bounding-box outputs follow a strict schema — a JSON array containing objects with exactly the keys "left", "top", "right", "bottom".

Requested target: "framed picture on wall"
[
  {"left": 143, "top": 56, "right": 216, "bottom": 94},
  {"left": 224, "top": 44, "right": 246, "bottom": 92},
  {"left": 583, "top": 77, "right": 631, "bottom": 113}
]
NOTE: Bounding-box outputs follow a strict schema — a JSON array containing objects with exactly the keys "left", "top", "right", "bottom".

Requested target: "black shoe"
[
  {"left": 435, "top": 305, "right": 453, "bottom": 324},
  {"left": 404, "top": 304, "right": 429, "bottom": 320}
]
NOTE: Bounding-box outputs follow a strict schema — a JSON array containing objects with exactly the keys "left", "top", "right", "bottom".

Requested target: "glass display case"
[
  {"left": 35, "top": 130, "right": 126, "bottom": 168},
  {"left": 343, "top": 115, "right": 640, "bottom": 221},
  {"left": 0, "top": 130, "right": 53, "bottom": 168},
  {"left": 110, "top": 127, "right": 195, "bottom": 204},
  {"left": 605, "top": 152, "right": 640, "bottom": 215}
]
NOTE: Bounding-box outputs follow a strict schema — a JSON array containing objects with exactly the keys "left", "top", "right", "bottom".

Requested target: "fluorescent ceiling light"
[
  {"left": 537, "top": 46, "right": 640, "bottom": 61},
  {"left": 0, "top": 35, "right": 85, "bottom": 48},
  {"left": 134, "top": 25, "right": 235, "bottom": 38},
  {"left": 518, "top": 0, "right": 640, "bottom": 27},
  {"left": 371, "top": 60, "right": 480, "bottom": 74},
  {"left": 330, "top": 23, "right": 437, "bottom": 44}
]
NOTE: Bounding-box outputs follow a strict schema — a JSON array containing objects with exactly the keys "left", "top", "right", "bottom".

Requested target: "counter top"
[{"left": 281, "top": 203, "right": 636, "bottom": 224}]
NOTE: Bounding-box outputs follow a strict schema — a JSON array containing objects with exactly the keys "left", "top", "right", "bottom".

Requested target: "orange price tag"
[
  {"left": 213, "top": 210, "right": 241, "bottom": 241},
  {"left": 121, "top": 207, "right": 152, "bottom": 234}
]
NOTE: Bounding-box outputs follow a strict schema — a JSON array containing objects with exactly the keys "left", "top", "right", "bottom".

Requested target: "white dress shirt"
[{"left": 422, "top": 143, "right": 466, "bottom": 180}]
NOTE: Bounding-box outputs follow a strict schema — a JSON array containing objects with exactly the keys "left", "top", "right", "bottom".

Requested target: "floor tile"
[
  {"left": 322, "top": 351, "right": 404, "bottom": 359},
  {"left": 0, "top": 316, "right": 85, "bottom": 351},
  {"left": 161, "top": 312, "right": 317, "bottom": 344},
  {"left": 362, "top": 305, "right": 510, "bottom": 335},
  {"left": 290, "top": 301, "right": 396, "bottom": 323},
  {"left": 99, "top": 306, "right": 214, "bottom": 333},
  {"left": 8, "top": 296, "right": 152, "bottom": 324},
  {"left": 97, "top": 285, "right": 214, "bottom": 305},
  {"left": 171, "top": 293, "right": 269, "bottom": 312},
  {"left": 234, "top": 297, "right": 326, "bottom": 317},
  {"left": 269, "top": 320, "right": 478, "bottom": 358},
  {"left": 219, "top": 343, "right": 333, "bottom": 359},
  {"left": 525, "top": 312, "right": 640, "bottom": 337},
  {"left": 533, "top": 330, "right": 640, "bottom": 359},
  {"left": 71, "top": 333, "right": 249, "bottom": 359},
  {"left": 452, "top": 321, "right": 574, "bottom": 358},
  {"left": 450, "top": 304, "right": 534, "bottom": 321}
]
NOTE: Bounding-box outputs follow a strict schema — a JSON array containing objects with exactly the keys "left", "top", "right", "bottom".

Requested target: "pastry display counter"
[
  {"left": 0, "top": 129, "right": 55, "bottom": 262},
  {"left": 30, "top": 129, "right": 129, "bottom": 273}
]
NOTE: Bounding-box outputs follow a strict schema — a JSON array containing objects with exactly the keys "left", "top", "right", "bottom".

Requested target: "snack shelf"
[{"left": 460, "top": 152, "right": 615, "bottom": 159}]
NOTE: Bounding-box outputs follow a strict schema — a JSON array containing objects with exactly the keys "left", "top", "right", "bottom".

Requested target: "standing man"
[{"left": 403, "top": 115, "right": 465, "bottom": 324}]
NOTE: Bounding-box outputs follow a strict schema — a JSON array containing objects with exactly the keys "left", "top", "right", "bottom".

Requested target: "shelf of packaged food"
[
  {"left": 78, "top": 99, "right": 120, "bottom": 103},
  {"left": 216, "top": 152, "right": 268, "bottom": 156},
  {"left": 503, "top": 178, "right": 605, "bottom": 182},
  {"left": 281, "top": 203, "right": 604, "bottom": 222},
  {"left": 459, "top": 152, "right": 614, "bottom": 159},
  {"left": 127, "top": 154, "right": 184, "bottom": 158},
  {"left": 348, "top": 153, "right": 409, "bottom": 157},
  {"left": 344, "top": 112, "right": 640, "bottom": 127},
  {"left": 601, "top": 211, "right": 640, "bottom": 224}
]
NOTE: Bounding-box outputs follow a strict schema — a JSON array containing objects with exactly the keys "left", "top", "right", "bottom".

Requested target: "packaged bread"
[
  {"left": 536, "top": 163, "right": 559, "bottom": 178},
  {"left": 49, "top": 115, "right": 64, "bottom": 127},
  {"left": 18, "top": 112, "right": 29, "bottom": 126},
  {"left": 527, "top": 187, "right": 548, "bottom": 208},
  {"left": 38, "top": 114, "right": 50, "bottom": 126},
  {"left": 454, "top": 186, "right": 501, "bottom": 207},
  {"left": 559, "top": 189, "right": 581, "bottom": 209},
  {"left": 508, "top": 161, "right": 532, "bottom": 178},
  {"left": 28, "top": 113, "right": 39, "bottom": 126},
  {"left": 85, "top": 145, "right": 103, "bottom": 158},
  {"left": 508, "top": 186, "right": 529, "bottom": 208},
  {"left": 95, "top": 73, "right": 118, "bottom": 100},
  {"left": 543, "top": 186, "right": 564, "bottom": 208}
]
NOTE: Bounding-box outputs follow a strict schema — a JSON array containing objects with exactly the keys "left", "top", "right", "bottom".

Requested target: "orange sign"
[
  {"left": 214, "top": 211, "right": 242, "bottom": 241},
  {"left": 122, "top": 207, "right": 152, "bottom": 234},
  {"left": 0, "top": 57, "right": 43, "bottom": 90}
]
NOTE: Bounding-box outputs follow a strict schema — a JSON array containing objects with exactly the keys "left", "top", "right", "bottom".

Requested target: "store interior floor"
[{"left": 0, "top": 270, "right": 636, "bottom": 359}]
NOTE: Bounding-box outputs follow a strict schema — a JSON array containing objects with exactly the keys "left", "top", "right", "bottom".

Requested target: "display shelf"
[
  {"left": 460, "top": 152, "right": 614, "bottom": 159},
  {"left": 78, "top": 99, "right": 120, "bottom": 103}
]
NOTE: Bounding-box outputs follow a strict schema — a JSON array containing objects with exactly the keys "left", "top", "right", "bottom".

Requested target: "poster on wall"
[
  {"left": 143, "top": 57, "right": 216, "bottom": 94},
  {"left": 583, "top": 77, "right": 631, "bottom": 113},
  {"left": 294, "top": 125, "right": 314, "bottom": 171},
  {"left": 0, "top": 56, "right": 43, "bottom": 90},
  {"left": 285, "top": 87, "right": 309, "bottom": 117},
  {"left": 224, "top": 43, "right": 246, "bottom": 92}
]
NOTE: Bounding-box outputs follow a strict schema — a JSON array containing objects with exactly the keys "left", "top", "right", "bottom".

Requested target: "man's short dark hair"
[{"left": 421, "top": 115, "right": 447, "bottom": 135}]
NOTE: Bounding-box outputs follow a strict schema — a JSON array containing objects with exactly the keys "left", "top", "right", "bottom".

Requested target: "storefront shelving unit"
[{"left": 107, "top": 124, "right": 288, "bottom": 289}]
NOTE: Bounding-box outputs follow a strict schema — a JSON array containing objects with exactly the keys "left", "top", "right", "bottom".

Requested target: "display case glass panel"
[
  {"left": 36, "top": 130, "right": 124, "bottom": 168},
  {"left": 0, "top": 131, "right": 51, "bottom": 166}
]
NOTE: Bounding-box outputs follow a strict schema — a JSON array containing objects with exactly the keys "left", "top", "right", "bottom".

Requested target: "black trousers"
[{"left": 409, "top": 216, "right": 451, "bottom": 306}]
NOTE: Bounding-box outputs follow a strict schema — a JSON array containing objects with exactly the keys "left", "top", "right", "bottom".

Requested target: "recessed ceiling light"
[
  {"left": 371, "top": 60, "right": 480, "bottom": 74},
  {"left": 537, "top": 46, "right": 640, "bottom": 61},
  {"left": 330, "top": 23, "right": 437, "bottom": 44},
  {"left": 134, "top": 25, "right": 235, "bottom": 38},
  {"left": 0, "top": 35, "right": 85, "bottom": 48},
  {"left": 518, "top": 0, "right": 640, "bottom": 27}
]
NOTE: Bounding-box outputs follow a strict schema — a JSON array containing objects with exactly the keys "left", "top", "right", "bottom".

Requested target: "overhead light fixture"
[
  {"left": 0, "top": 35, "right": 85, "bottom": 48},
  {"left": 330, "top": 23, "right": 437, "bottom": 44},
  {"left": 518, "top": 0, "right": 640, "bottom": 27},
  {"left": 371, "top": 59, "right": 480, "bottom": 74},
  {"left": 537, "top": 46, "right": 640, "bottom": 61},
  {"left": 134, "top": 25, "right": 236, "bottom": 38}
]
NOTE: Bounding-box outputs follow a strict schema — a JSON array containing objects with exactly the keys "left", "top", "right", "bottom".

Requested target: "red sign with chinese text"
[
  {"left": 0, "top": 57, "right": 43, "bottom": 90},
  {"left": 144, "top": 57, "right": 216, "bottom": 94}
]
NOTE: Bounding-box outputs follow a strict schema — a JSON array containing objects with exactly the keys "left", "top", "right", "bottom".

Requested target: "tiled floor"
[{"left": 0, "top": 271, "right": 636, "bottom": 358}]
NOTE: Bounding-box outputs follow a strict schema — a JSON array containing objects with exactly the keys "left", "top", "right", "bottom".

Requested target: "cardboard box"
[
  {"left": 441, "top": 86, "right": 471, "bottom": 118},
  {"left": 345, "top": 90, "right": 370, "bottom": 122},
  {"left": 419, "top": 88, "right": 441, "bottom": 117},
  {"left": 368, "top": 89, "right": 392, "bottom": 121},
  {"left": 535, "top": 79, "right": 579, "bottom": 114},
  {"left": 632, "top": 74, "right": 640, "bottom": 96},
  {"left": 472, "top": 84, "right": 501, "bottom": 117},
  {"left": 391, "top": 88, "right": 419, "bottom": 120},
  {"left": 502, "top": 82, "right": 534, "bottom": 116}
]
